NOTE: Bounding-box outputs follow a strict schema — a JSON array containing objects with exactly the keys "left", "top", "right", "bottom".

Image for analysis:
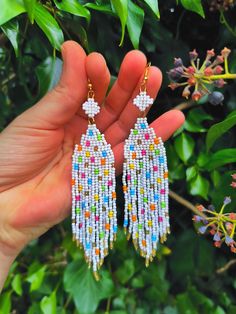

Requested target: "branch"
[
  {"left": 216, "top": 259, "right": 236, "bottom": 274},
  {"left": 169, "top": 190, "right": 207, "bottom": 219},
  {"left": 173, "top": 100, "right": 195, "bottom": 111}
]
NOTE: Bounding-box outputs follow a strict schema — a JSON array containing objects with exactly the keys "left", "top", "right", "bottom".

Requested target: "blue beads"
[
  {"left": 159, "top": 156, "right": 164, "bottom": 163},
  {"left": 102, "top": 150, "right": 107, "bottom": 157},
  {"left": 152, "top": 235, "right": 157, "bottom": 242},
  {"left": 124, "top": 219, "right": 128, "bottom": 227},
  {"left": 73, "top": 164, "right": 79, "bottom": 170},
  {"left": 86, "top": 242, "right": 91, "bottom": 250},
  {"left": 154, "top": 194, "right": 159, "bottom": 201},
  {"left": 81, "top": 201, "right": 86, "bottom": 209},
  {"left": 140, "top": 123, "right": 146, "bottom": 129},
  {"left": 88, "top": 130, "right": 94, "bottom": 136},
  {"left": 113, "top": 226, "right": 118, "bottom": 233},
  {"left": 146, "top": 172, "right": 151, "bottom": 179},
  {"left": 130, "top": 188, "right": 135, "bottom": 196},
  {"left": 87, "top": 178, "right": 92, "bottom": 185},
  {"left": 103, "top": 195, "right": 109, "bottom": 203},
  {"left": 130, "top": 144, "right": 135, "bottom": 151}
]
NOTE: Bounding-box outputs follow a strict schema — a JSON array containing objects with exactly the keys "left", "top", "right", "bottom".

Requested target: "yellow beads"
[
  {"left": 94, "top": 194, "right": 99, "bottom": 201},
  {"left": 108, "top": 211, "right": 114, "bottom": 218},
  {"left": 157, "top": 178, "right": 162, "bottom": 184},
  {"left": 78, "top": 184, "right": 83, "bottom": 191},
  {"left": 86, "top": 151, "right": 90, "bottom": 157},
  {"left": 104, "top": 169, "right": 109, "bottom": 176},
  {"left": 140, "top": 188, "right": 144, "bottom": 194},
  {"left": 129, "top": 163, "right": 135, "bottom": 170},
  {"left": 128, "top": 203, "right": 132, "bottom": 211},
  {"left": 149, "top": 144, "right": 154, "bottom": 151}
]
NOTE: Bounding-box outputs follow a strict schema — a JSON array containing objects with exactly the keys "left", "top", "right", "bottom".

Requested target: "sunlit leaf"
[
  {"left": 143, "top": 0, "right": 160, "bottom": 18},
  {"left": 174, "top": 133, "right": 195, "bottom": 163},
  {"left": 54, "top": 0, "right": 90, "bottom": 21},
  {"left": 0, "top": 0, "right": 25, "bottom": 26},
  {"left": 111, "top": 0, "right": 128, "bottom": 46},
  {"left": 11, "top": 273, "right": 22, "bottom": 296},
  {"left": 40, "top": 291, "right": 57, "bottom": 314},
  {"left": 127, "top": 1, "right": 144, "bottom": 49},
  {"left": 180, "top": 0, "right": 205, "bottom": 18},
  {"left": 1, "top": 20, "right": 19, "bottom": 57},
  {"left": 23, "top": 0, "right": 36, "bottom": 23}
]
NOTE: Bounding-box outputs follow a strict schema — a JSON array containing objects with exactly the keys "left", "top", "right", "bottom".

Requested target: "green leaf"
[
  {"left": 34, "top": 3, "right": 64, "bottom": 50},
  {"left": 143, "top": 0, "right": 160, "bottom": 18},
  {"left": 0, "top": 291, "right": 11, "bottom": 314},
  {"left": 174, "top": 133, "right": 195, "bottom": 163},
  {"left": 23, "top": 0, "right": 36, "bottom": 23},
  {"left": 115, "top": 259, "right": 135, "bottom": 284},
  {"left": 85, "top": 3, "right": 113, "bottom": 14},
  {"left": 127, "top": 1, "right": 144, "bottom": 49},
  {"left": 11, "top": 273, "right": 22, "bottom": 296},
  {"left": 26, "top": 265, "right": 47, "bottom": 292},
  {"left": 176, "top": 292, "right": 198, "bottom": 314},
  {"left": 40, "top": 291, "right": 57, "bottom": 314},
  {"left": 180, "top": 0, "right": 205, "bottom": 18},
  {"left": 64, "top": 260, "right": 114, "bottom": 314},
  {"left": 54, "top": 0, "right": 90, "bottom": 21},
  {"left": 36, "top": 56, "right": 62, "bottom": 98},
  {"left": 0, "top": 0, "right": 26, "bottom": 26},
  {"left": 206, "top": 111, "right": 236, "bottom": 151},
  {"left": 203, "top": 149, "right": 236, "bottom": 171},
  {"left": 186, "top": 166, "right": 197, "bottom": 182},
  {"left": 189, "top": 173, "right": 209, "bottom": 200},
  {"left": 1, "top": 20, "right": 19, "bottom": 57},
  {"left": 111, "top": 0, "right": 128, "bottom": 46}
]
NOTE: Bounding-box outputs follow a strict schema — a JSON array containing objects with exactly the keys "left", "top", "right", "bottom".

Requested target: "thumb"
[{"left": 16, "top": 41, "right": 88, "bottom": 129}]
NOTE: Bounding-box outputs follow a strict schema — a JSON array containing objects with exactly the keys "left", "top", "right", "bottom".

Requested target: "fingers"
[
  {"left": 95, "top": 50, "right": 147, "bottom": 131},
  {"left": 104, "top": 66, "right": 162, "bottom": 147},
  {"left": 113, "top": 110, "right": 185, "bottom": 174},
  {"left": 15, "top": 41, "right": 88, "bottom": 129}
]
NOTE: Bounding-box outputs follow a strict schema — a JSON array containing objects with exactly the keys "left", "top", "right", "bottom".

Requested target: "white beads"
[
  {"left": 82, "top": 98, "right": 100, "bottom": 118},
  {"left": 133, "top": 91, "right": 154, "bottom": 112}
]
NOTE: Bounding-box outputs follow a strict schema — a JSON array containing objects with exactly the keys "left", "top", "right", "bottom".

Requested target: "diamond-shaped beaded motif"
[
  {"left": 82, "top": 98, "right": 100, "bottom": 118},
  {"left": 133, "top": 91, "right": 154, "bottom": 112}
]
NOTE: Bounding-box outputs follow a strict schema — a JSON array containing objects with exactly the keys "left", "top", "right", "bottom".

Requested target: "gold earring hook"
[
  {"left": 87, "top": 79, "right": 95, "bottom": 99},
  {"left": 140, "top": 62, "right": 151, "bottom": 92}
]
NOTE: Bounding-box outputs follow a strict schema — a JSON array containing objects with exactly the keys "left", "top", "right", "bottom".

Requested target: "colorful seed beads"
[
  {"left": 123, "top": 91, "right": 169, "bottom": 266},
  {"left": 72, "top": 97, "right": 117, "bottom": 279}
]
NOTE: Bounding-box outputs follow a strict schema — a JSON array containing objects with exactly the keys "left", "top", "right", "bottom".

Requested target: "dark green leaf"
[
  {"left": 36, "top": 56, "right": 62, "bottom": 98},
  {"left": 174, "top": 133, "right": 195, "bottom": 163},
  {"left": 0, "top": 0, "right": 26, "bottom": 26},
  {"left": 203, "top": 149, "right": 236, "bottom": 170},
  {"left": 0, "top": 291, "right": 11, "bottom": 314},
  {"left": 111, "top": 0, "right": 128, "bottom": 46},
  {"left": 206, "top": 111, "right": 236, "bottom": 151},
  {"left": 84, "top": 3, "right": 113, "bottom": 14},
  {"left": 40, "top": 291, "right": 57, "bottom": 314},
  {"left": 176, "top": 292, "right": 198, "bottom": 314},
  {"left": 115, "top": 259, "right": 135, "bottom": 284},
  {"left": 186, "top": 166, "right": 197, "bottom": 182},
  {"left": 64, "top": 260, "right": 114, "bottom": 314},
  {"left": 1, "top": 20, "right": 19, "bottom": 57},
  {"left": 11, "top": 273, "right": 22, "bottom": 296},
  {"left": 189, "top": 173, "right": 209, "bottom": 199},
  {"left": 23, "top": 0, "right": 36, "bottom": 23},
  {"left": 143, "top": 0, "right": 160, "bottom": 18},
  {"left": 34, "top": 3, "right": 64, "bottom": 50},
  {"left": 180, "top": 0, "right": 205, "bottom": 18},
  {"left": 127, "top": 1, "right": 144, "bottom": 49},
  {"left": 54, "top": 0, "right": 90, "bottom": 21}
]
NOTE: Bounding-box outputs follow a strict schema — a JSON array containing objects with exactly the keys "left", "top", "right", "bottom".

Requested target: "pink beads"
[
  {"left": 95, "top": 216, "right": 100, "bottom": 221},
  {"left": 158, "top": 217, "right": 163, "bottom": 222},
  {"left": 127, "top": 174, "right": 131, "bottom": 181},
  {"left": 86, "top": 140, "right": 90, "bottom": 147},
  {"left": 141, "top": 209, "right": 145, "bottom": 215},
  {"left": 90, "top": 156, "right": 95, "bottom": 163},
  {"left": 145, "top": 133, "right": 150, "bottom": 140},
  {"left": 75, "top": 195, "right": 81, "bottom": 201},
  {"left": 141, "top": 149, "right": 146, "bottom": 156},
  {"left": 153, "top": 166, "right": 158, "bottom": 172},
  {"left": 81, "top": 173, "right": 85, "bottom": 178},
  {"left": 160, "top": 189, "right": 165, "bottom": 194},
  {"left": 108, "top": 180, "right": 113, "bottom": 186}
]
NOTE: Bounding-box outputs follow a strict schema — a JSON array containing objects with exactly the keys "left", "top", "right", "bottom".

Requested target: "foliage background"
[{"left": 0, "top": 0, "right": 236, "bottom": 313}]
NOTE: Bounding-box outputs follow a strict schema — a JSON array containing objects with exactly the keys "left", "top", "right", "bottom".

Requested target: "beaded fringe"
[
  {"left": 123, "top": 117, "right": 169, "bottom": 266},
  {"left": 72, "top": 124, "right": 117, "bottom": 277}
]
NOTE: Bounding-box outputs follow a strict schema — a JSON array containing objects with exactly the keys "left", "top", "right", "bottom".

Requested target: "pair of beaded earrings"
[{"left": 71, "top": 64, "right": 169, "bottom": 279}]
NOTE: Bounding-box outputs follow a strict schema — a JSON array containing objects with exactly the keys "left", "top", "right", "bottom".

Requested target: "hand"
[{"left": 0, "top": 41, "right": 184, "bottom": 261}]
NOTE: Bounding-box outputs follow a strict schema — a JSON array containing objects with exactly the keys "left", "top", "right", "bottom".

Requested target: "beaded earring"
[
  {"left": 122, "top": 64, "right": 169, "bottom": 267},
  {"left": 71, "top": 80, "right": 117, "bottom": 280}
]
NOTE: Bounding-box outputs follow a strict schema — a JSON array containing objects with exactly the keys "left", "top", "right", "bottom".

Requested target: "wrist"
[{"left": 0, "top": 249, "right": 17, "bottom": 293}]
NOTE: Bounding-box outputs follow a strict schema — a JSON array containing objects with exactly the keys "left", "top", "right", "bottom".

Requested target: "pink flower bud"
[
  {"left": 189, "top": 49, "right": 198, "bottom": 61},
  {"left": 221, "top": 47, "right": 231, "bottom": 58},
  {"left": 186, "top": 66, "right": 195, "bottom": 74},
  {"left": 230, "top": 181, "right": 236, "bottom": 188},
  {"left": 182, "top": 86, "right": 191, "bottom": 99},
  {"left": 214, "top": 65, "right": 224, "bottom": 74},
  {"left": 188, "top": 77, "right": 196, "bottom": 86},
  {"left": 204, "top": 67, "right": 213, "bottom": 76},
  {"left": 207, "top": 49, "right": 215, "bottom": 57},
  {"left": 231, "top": 173, "right": 236, "bottom": 180},
  {"left": 214, "top": 79, "right": 225, "bottom": 88},
  {"left": 192, "top": 91, "right": 202, "bottom": 101}
]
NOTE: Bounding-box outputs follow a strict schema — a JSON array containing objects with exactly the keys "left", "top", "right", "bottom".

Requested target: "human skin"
[{"left": 0, "top": 41, "right": 185, "bottom": 292}]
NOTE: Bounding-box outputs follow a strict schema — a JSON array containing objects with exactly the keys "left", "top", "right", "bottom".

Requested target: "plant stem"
[
  {"left": 216, "top": 259, "right": 236, "bottom": 274},
  {"left": 173, "top": 100, "right": 195, "bottom": 111}
]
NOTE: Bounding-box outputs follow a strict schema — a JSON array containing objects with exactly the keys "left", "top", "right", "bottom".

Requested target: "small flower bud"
[
  {"left": 204, "top": 67, "right": 214, "bottom": 76},
  {"left": 189, "top": 49, "right": 198, "bottom": 61},
  {"left": 224, "top": 196, "right": 231, "bottom": 205},
  {"left": 225, "top": 235, "right": 234, "bottom": 246},
  {"left": 168, "top": 82, "right": 179, "bottom": 90},
  {"left": 187, "top": 77, "right": 196, "bottom": 86},
  {"left": 213, "top": 232, "right": 221, "bottom": 242},
  {"left": 230, "top": 182, "right": 236, "bottom": 188},
  {"left": 207, "top": 49, "right": 215, "bottom": 57},
  {"left": 231, "top": 173, "right": 236, "bottom": 180},
  {"left": 216, "top": 55, "right": 224, "bottom": 64},
  {"left": 214, "top": 241, "right": 222, "bottom": 248},
  {"left": 174, "top": 58, "right": 183, "bottom": 67},
  {"left": 168, "top": 67, "right": 183, "bottom": 81},
  {"left": 196, "top": 205, "right": 205, "bottom": 212},
  {"left": 192, "top": 91, "right": 202, "bottom": 101},
  {"left": 229, "top": 213, "right": 236, "bottom": 220},
  {"left": 193, "top": 215, "right": 203, "bottom": 222},
  {"left": 182, "top": 86, "right": 191, "bottom": 99},
  {"left": 198, "top": 226, "right": 207, "bottom": 234},
  {"left": 214, "top": 65, "right": 224, "bottom": 74},
  {"left": 230, "top": 246, "right": 236, "bottom": 253},
  {"left": 186, "top": 66, "right": 195, "bottom": 74},
  {"left": 208, "top": 91, "right": 224, "bottom": 105},
  {"left": 221, "top": 47, "right": 231, "bottom": 58},
  {"left": 214, "top": 79, "right": 225, "bottom": 88}
]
